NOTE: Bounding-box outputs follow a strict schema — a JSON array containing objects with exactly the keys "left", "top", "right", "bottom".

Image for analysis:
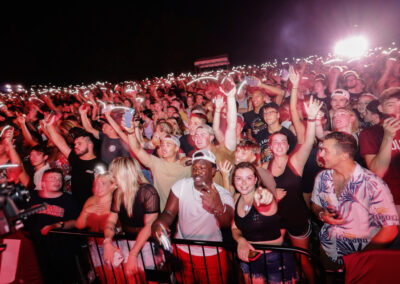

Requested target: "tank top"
[
  {"left": 269, "top": 161, "right": 309, "bottom": 228},
  {"left": 234, "top": 195, "right": 281, "bottom": 242}
]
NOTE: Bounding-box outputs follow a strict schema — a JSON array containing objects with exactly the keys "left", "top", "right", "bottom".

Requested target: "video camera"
[{"left": 0, "top": 181, "right": 46, "bottom": 238}]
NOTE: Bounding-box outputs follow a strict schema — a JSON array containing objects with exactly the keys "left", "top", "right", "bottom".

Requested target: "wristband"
[{"left": 126, "top": 131, "right": 135, "bottom": 135}]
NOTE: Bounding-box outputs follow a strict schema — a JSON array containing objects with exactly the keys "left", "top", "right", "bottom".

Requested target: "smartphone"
[
  {"left": 327, "top": 206, "right": 341, "bottom": 219},
  {"left": 123, "top": 108, "right": 135, "bottom": 128},
  {"left": 245, "top": 76, "right": 259, "bottom": 87},
  {"left": 248, "top": 250, "right": 261, "bottom": 261}
]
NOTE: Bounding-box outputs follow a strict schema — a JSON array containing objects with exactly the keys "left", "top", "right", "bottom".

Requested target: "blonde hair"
[
  {"left": 333, "top": 107, "right": 359, "bottom": 134},
  {"left": 109, "top": 157, "right": 148, "bottom": 217}
]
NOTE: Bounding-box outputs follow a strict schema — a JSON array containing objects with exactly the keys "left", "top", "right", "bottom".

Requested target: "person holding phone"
[{"left": 231, "top": 162, "right": 297, "bottom": 284}]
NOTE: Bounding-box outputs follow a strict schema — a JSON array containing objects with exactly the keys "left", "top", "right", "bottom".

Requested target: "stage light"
[{"left": 334, "top": 36, "right": 368, "bottom": 58}]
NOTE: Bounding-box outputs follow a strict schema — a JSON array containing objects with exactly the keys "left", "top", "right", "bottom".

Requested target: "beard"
[{"left": 75, "top": 147, "right": 89, "bottom": 156}]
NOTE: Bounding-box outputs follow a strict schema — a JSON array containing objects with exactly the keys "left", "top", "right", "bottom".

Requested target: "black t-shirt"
[
  {"left": 243, "top": 110, "right": 267, "bottom": 138},
  {"left": 24, "top": 191, "right": 81, "bottom": 283},
  {"left": 25, "top": 191, "right": 80, "bottom": 239},
  {"left": 68, "top": 151, "right": 104, "bottom": 208},
  {"left": 99, "top": 131, "right": 130, "bottom": 165},
  {"left": 254, "top": 126, "right": 297, "bottom": 163},
  {"left": 111, "top": 183, "right": 160, "bottom": 235}
]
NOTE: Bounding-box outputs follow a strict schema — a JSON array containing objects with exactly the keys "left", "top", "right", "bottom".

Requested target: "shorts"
[
  {"left": 286, "top": 219, "right": 311, "bottom": 238},
  {"left": 240, "top": 250, "right": 298, "bottom": 283}
]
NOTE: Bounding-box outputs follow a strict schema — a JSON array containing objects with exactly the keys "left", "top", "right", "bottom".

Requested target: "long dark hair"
[{"left": 232, "top": 162, "right": 262, "bottom": 191}]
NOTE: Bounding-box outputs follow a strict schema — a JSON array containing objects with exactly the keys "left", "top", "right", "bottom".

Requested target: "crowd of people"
[{"left": 2, "top": 43, "right": 400, "bottom": 283}]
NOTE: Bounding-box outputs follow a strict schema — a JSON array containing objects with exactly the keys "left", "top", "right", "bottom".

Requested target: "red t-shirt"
[{"left": 359, "top": 124, "right": 400, "bottom": 204}]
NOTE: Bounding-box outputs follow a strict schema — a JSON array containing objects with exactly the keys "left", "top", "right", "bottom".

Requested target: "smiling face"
[
  {"left": 269, "top": 133, "right": 289, "bottom": 157},
  {"left": 233, "top": 167, "right": 257, "bottom": 196},
  {"left": 192, "top": 159, "right": 216, "bottom": 190},
  {"left": 263, "top": 107, "right": 280, "bottom": 126}
]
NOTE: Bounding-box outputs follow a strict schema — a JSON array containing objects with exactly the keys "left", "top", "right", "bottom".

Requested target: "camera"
[{"left": 0, "top": 181, "right": 46, "bottom": 237}]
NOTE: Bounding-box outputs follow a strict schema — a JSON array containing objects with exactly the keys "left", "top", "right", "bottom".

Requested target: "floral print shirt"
[{"left": 312, "top": 163, "right": 399, "bottom": 261}]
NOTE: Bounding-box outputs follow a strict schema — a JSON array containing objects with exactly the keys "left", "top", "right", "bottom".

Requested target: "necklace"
[{"left": 244, "top": 204, "right": 251, "bottom": 213}]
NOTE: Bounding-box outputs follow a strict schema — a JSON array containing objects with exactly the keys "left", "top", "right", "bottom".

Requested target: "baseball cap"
[
  {"left": 343, "top": 70, "right": 360, "bottom": 80},
  {"left": 192, "top": 149, "right": 216, "bottom": 164},
  {"left": 366, "top": 100, "right": 381, "bottom": 115},
  {"left": 161, "top": 134, "right": 180, "bottom": 147},
  {"left": 331, "top": 89, "right": 350, "bottom": 101}
]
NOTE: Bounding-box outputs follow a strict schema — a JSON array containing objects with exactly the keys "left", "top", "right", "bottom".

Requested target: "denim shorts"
[{"left": 240, "top": 250, "right": 298, "bottom": 283}]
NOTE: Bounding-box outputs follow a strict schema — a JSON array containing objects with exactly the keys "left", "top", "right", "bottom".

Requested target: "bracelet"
[
  {"left": 126, "top": 131, "right": 135, "bottom": 135},
  {"left": 308, "top": 118, "right": 316, "bottom": 122},
  {"left": 58, "top": 221, "right": 65, "bottom": 229}
]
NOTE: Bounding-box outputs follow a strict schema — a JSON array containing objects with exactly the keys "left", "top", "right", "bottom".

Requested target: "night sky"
[{"left": 1, "top": 0, "right": 399, "bottom": 86}]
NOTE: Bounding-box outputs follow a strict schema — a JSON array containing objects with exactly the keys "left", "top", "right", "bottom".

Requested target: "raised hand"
[
  {"left": 214, "top": 96, "right": 225, "bottom": 112},
  {"left": 218, "top": 160, "right": 233, "bottom": 179},
  {"left": 304, "top": 96, "right": 323, "bottom": 119},
  {"left": 383, "top": 117, "right": 400, "bottom": 138},
  {"left": 288, "top": 65, "right": 300, "bottom": 87}
]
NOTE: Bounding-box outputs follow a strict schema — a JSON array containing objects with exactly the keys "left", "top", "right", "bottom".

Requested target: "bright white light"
[{"left": 334, "top": 36, "right": 368, "bottom": 58}]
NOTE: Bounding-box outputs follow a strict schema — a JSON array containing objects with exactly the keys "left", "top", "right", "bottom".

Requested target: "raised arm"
[
  {"left": 16, "top": 113, "right": 39, "bottom": 147},
  {"left": 377, "top": 58, "right": 397, "bottom": 95},
  {"left": 258, "top": 82, "right": 285, "bottom": 105},
  {"left": 79, "top": 105, "right": 99, "bottom": 139},
  {"left": 288, "top": 66, "right": 305, "bottom": 143},
  {"left": 290, "top": 96, "right": 322, "bottom": 175},
  {"left": 3, "top": 128, "right": 30, "bottom": 186},
  {"left": 104, "top": 107, "right": 128, "bottom": 145},
  {"left": 212, "top": 96, "right": 225, "bottom": 144},
  {"left": 224, "top": 85, "right": 238, "bottom": 152},
  {"left": 126, "top": 128, "right": 153, "bottom": 168},
  {"left": 45, "top": 116, "right": 72, "bottom": 158},
  {"left": 363, "top": 117, "right": 400, "bottom": 177}
]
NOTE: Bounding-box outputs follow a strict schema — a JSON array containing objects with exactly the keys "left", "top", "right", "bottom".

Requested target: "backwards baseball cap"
[
  {"left": 192, "top": 149, "right": 216, "bottom": 165},
  {"left": 331, "top": 89, "right": 350, "bottom": 101},
  {"left": 161, "top": 134, "right": 180, "bottom": 147},
  {"left": 343, "top": 70, "right": 360, "bottom": 80},
  {"left": 366, "top": 100, "right": 381, "bottom": 115}
]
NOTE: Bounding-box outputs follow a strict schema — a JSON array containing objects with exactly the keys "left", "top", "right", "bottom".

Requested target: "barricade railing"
[{"left": 49, "top": 229, "right": 326, "bottom": 284}]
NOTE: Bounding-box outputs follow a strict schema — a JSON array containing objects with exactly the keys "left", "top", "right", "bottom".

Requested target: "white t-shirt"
[{"left": 171, "top": 178, "right": 234, "bottom": 256}]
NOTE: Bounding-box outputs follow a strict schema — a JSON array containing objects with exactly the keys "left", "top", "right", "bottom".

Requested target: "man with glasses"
[{"left": 254, "top": 102, "right": 297, "bottom": 163}]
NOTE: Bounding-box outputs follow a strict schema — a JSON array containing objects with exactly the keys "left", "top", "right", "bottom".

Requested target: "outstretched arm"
[
  {"left": 212, "top": 96, "right": 225, "bottom": 144},
  {"left": 291, "top": 96, "right": 322, "bottom": 175},
  {"left": 288, "top": 66, "right": 305, "bottom": 143},
  {"left": 45, "top": 116, "right": 72, "bottom": 158},
  {"left": 79, "top": 105, "right": 99, "bottom": 139},
  {"left": 224, "top": 84, "right": 238, "bottom": 152}
]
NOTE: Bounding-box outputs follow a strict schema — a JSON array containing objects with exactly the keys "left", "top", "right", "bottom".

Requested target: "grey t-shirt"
[{"left": 99, "top": 132, "right": 130, "bottom": 165}]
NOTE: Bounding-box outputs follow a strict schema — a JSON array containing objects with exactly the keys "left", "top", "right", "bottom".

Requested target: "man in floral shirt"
[{"left": 311, "top": 132, "right": 399, "bottom": 269}]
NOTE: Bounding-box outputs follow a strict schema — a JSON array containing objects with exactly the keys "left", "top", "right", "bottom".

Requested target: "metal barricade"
[{"left": 49, "top": 230, "right": 326, "bottom": 284}]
